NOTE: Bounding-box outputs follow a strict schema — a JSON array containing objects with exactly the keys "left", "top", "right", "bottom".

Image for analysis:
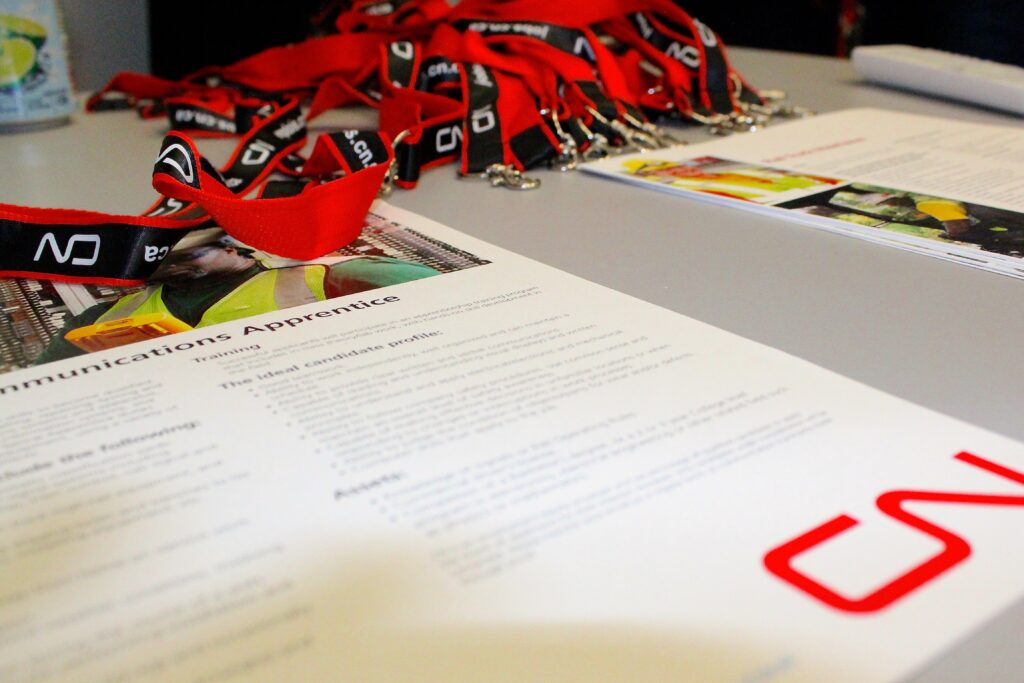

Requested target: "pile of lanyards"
[{"left": 0, "top": 0, "right": 812, "bottom": 286}]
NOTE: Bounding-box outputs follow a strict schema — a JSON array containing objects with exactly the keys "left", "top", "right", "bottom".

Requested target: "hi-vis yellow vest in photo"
[{"left": 97, "top": 265, "right": 327, "bottom": 329}]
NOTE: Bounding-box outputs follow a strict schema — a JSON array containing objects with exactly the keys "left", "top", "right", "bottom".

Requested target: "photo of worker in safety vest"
[
  {"left": 790, "top": 204, "right": 953, "bottom": 242},
  {"left": 35, "top": 242, "right": 441, "bottom": 363},
  {"left": 779, "top": 183, "right": 1024, "bottom": 257},
  {"left": 620, "top": 156, "right": 841, "bottom": 203}
]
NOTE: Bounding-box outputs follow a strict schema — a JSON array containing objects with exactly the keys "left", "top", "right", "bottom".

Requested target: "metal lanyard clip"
[
  {"left": 585, "top": 106, "right": 654, "bottom": 153},
  {"left": 709, "top": 119, "right": 753, "bottom": 136},
  {"left": 547, "top": 110, "right": 580, "bottom": 172},
  {"left": 621, "top": 111, "right": 686, "bottom": 148},
  {"left": 378, "top": 129, "right": 411, "bottom": 197},
  {"left": 707, "top": 109, "right": 771, "bottom": 136},
  {"left": 732, "top": 79, "right": 815, "bottom": 120},
  {"left": 460, "top": 163, "right": 541, "bottom": 190},
  {"left": 770, "top": 104, "right": 816, "bottom": 119},
  {"left": 741, "top": 101, "right": 815, "bottom": 121},
  {"left": 757, "top": 89, "right": 788, "bottom": 102},
  {"left": 577, "top": 120, "right": 612, "bottom": 161},
  {"left": 688, "top": 110, "right": 731, "bottom": 127}
]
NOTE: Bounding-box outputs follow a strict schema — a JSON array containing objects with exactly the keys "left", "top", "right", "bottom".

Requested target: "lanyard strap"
[
  {"left": 1, "top": 123, "right": 392, "bottom": 284},
  {"left": 0, "top": 207, "right": 207, "bottom": 286}
]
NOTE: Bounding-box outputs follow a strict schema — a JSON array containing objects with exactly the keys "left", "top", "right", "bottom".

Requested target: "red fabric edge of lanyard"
[
  {"left": 0, "top": 271, "right": 153, "bottom": 287},
  {"left": 0, "top": 203, "right": 208, "bottom": 230}
]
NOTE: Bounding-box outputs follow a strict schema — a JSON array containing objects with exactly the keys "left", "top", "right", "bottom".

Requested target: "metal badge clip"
[
  {"left": 730, "top": 77, "right": 814, "bottom": 122},
  {"left": 585, "top": 106, "right": 653, "bottom": 153},
  {"left": 621, "top": 111, "right": 686, "bottom": 148},
  {"left": 610, "top": 119, "right": 656, "bottom": 151},
  {"left": 576, "top": 120, "right": 612, "bottom": 161},
  {"left": 378, "top": 129, "right": 411, "bottom": 197},
  {"left": 734, "top": 80, "right": 815, "bottom": 119},
  {"left": 742, "top": 102, "right": 775, "bottom": 117},
  {"left": 758, "top": 89, "right": 788, "bottom": 102},
  {"left": 731, "top": 113, "right": 763, "bottom": 131},
  {"left": 689, "top": 111, "right": 731, "bottom": 127},
  {"left": 771, "top": 104, "right": 816, "bottom": 119},
  {"left": 707, "top": 110, "right": 768, "bottom": 136},
  {"left": 459, "top": 163, "right": 541, "bottom": 190},
  {"left": 548, "top": 111, "right": 580, "bottom": 172}
]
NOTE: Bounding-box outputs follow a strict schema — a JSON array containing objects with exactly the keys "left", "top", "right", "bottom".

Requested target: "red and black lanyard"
[{"left": 3, "top": 0, "right": 803, "bottom": 286}]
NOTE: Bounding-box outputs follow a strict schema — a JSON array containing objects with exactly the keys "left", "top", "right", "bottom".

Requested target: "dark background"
[{"left": 149, "top": 0, "right": 1024, "bottom": 79}]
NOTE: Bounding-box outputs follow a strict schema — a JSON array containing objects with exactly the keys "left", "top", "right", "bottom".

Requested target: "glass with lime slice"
[{"left": 0, "top": 2, "right": 74, "bottom": 130}]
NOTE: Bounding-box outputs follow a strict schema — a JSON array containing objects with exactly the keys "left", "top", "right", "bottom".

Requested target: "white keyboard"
[{"left": 852, "top": 44, "right": 1024, "bottom": 116}]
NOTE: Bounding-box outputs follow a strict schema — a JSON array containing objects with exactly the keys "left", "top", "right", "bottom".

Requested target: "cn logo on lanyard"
[
  {"left": 764, "top": 452, "right": 1024, "bottom": 613},
  {"left": 435, "top": 125, "right": 463, "bottom": 153},
  {"left": 242, "top": 139, "right": 277, "bottom": 166},
  {"left": 33, "top": 233, "right": 101, "bottom": 267},
  {"left": 666, "top": 41, "right": 701, "bottom": 69},
  {"left": 693, "top": 19, "right": 718, "bottom": 47},
  {"left": 470, "top": 104, "right": 497, "bottom": 134},
  {"left": 573, "top": 36, "right": 596, "bottom": 62},
  {"left": 390, "top": 41, "right": 414, "bottom": 60}
]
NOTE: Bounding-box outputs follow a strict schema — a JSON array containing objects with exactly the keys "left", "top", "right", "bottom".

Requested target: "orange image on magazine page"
[
  {"left": 621, "top": 156, "right": 842, "bottom": 203},
  {"left": 64, "top": 312, "right": 193, "bottom": 352},
  {"left": 764, "top": 452, "right": 1024, "bottom": 613}
]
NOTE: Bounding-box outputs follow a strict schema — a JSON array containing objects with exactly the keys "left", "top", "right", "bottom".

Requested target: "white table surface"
[{"left": 1, "top": 47, "right": 1022, "bottom": 683}]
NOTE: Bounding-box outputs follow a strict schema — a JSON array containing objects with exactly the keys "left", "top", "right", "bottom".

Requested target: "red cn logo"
[{"left": 764, "top": 452, "right": 1024, "bottom": 613}]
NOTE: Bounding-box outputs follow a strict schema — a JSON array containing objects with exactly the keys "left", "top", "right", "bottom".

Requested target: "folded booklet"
[{"left": 583, "top": 108, "right": 1024, "bottom": 279}]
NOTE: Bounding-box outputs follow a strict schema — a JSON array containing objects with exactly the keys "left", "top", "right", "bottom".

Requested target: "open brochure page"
[
  {"left": 3, "top": 203, "right": 1024, "bottom": 683},
  {"left": 583, "top": 108, "right": 1024, "bottom": 278}
]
